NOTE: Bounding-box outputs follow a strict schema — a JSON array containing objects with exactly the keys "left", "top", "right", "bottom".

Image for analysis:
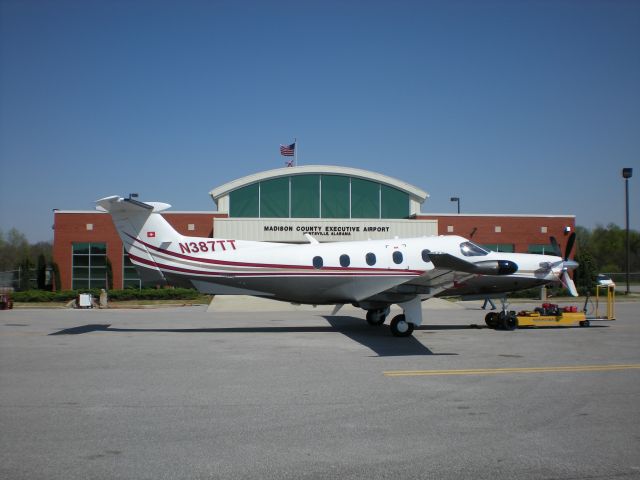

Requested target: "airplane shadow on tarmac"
[{"left": 48, "top": 316, "right": 463, "bottom": 357}]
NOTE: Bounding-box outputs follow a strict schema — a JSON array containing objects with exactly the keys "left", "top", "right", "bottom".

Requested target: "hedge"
[{"left": 13, "top": 288, "right": 203, "bottom": 303}]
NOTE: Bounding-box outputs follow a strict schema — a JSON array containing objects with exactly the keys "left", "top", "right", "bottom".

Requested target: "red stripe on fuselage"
[
  {"left": 125, "top": 232, "right": 426, "bottom": 275},
  {"left": 128, "top": 253, "right": 421, "bottom": 278}
]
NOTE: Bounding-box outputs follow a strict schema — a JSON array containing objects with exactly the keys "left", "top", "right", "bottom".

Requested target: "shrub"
[{"left": 13, "top": 288, "right": 202, "bottom": 302}]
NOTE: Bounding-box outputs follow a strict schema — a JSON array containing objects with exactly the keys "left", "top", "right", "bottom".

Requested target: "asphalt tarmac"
[{"left": 1, "top": 300, "right": 639, "bottom": 480}]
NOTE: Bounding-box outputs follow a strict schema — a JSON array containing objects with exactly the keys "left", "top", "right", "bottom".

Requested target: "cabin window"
[
  {"left": 421, "top": 249, "right": 431, "bottom": 262},
  {"left": 460, "top": 241, "right": 489, "bottom": 257},
  {"left": 339, "top": 254, "right": 350, "bottom": 267},
  {"left": 392, "top": 251, "right": 403, "bottom": 264},
  {"left": 365, "top": 252, "right": 376, "bottom": 266},
  {"left": 312, "top": 256, "right": 323, "bottom": 269}
]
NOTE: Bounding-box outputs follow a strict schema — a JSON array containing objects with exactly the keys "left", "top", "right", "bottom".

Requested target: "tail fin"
[{"left": 96, "top": 196, "right": 181, "bottom": 285}]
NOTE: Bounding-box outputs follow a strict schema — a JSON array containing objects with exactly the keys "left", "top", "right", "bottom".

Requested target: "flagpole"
[{"left": 294, "top": 137, "right": 298, "bottom": 167}]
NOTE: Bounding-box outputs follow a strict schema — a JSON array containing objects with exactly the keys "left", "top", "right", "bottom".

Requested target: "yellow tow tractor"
[{"left": 485, "top": 285, "right": 615, "bottom": 330}]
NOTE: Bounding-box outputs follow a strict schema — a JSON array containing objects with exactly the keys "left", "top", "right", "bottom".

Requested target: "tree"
[
  {"left": 0, "top": 228, "right": 29, "bottom": 271},
  {"left": 37, "top": 254, "right": 47, "bottom": 290},
  {"left": 0, "top": 228, "right": 53, "bottom": 289},
  {"left": 51, "top": 262, "right": 61, "bottom": 292},
  {"left": 575, "top": 249, "right": 597, "bottom": 294},
  {"left": 18, "top": 257, "right": 34, "bottom": 291},
  {"left": 575, "top": 223, "right": 639, "bottom": 274}
]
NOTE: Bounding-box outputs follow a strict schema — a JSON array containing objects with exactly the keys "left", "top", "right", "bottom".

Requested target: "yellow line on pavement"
[{"left": 384, "top": 364, "right": 640, "bottom": 377}]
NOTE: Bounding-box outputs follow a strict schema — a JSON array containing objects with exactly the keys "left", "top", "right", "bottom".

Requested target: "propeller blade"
[
  {"left": 564, "top": 232, "right": 576, "bottom": 261},
  {"left": 562, "top": 270, "right": 579, "bottom": 297},
  {"left": 549, "top": 236, "right": 561, "bottom": 257}
]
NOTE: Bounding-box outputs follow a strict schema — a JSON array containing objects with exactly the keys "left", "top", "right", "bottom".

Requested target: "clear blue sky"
[{"left": 1, "top": 0, "right": 638, "bottom": 242}]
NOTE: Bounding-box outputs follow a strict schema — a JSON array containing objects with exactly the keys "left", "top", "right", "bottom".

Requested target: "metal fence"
[
  {"left": 601, "top": 272, "right": 640, "bottom": 292},
  {"left": 0, "top": 268, "right": 50, "bottom": 290}
]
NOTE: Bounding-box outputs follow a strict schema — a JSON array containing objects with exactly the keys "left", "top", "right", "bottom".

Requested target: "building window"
[
  {"left": 260, "top": 177, "right": 289, "bottom": 218},
  {"left": 482, "top": 244, "right": 515, "bottom": 253},
  {"left": 228, "top": 174, "right": 411, "bottom": 220},
  {"left": 229, "top": 183, "right": 259, "bottom": 217},
  {"left": 321, "top": 175, "right": 350, "bottom": 218},
  {"left": 528, "top": 244, "right": 555, "bottom": 255},
  {"left": 188, "top": 224, "right": 195, "bottom": 231},
  {"left": 541, "top": 226, "right": 548, "bottom": 234},
  {"left": 123, "top": 248, "right": 142, "bottom": 289},
  {"left": 351, "top": 178, "right": 380, "bottom": 218},
  {"left": 392, "top": 251, "right": 403, "bottom": 264},
  {"left": 86, "top": 223, "right": 93, "bottom": 231},
  {"left": 494, "top": 226, "right": 502, "bottom": 233},
  {"left": 339, "top": 254, "right": 350, "bottom": 267},
  {"left": 291, "top": 175, "right": 320, "bottom": 218},
  {"left": 72, "top": 242, "right": 107, "bottom": 289},
  {"left": 365, "top": 252, "right": 376, "bottom": 266},
  {"left": 447, "top": 225, "right": 454, "bottom": 233},
  {"left": 381, "top": 184, "right": 409, "bottom": 218}
]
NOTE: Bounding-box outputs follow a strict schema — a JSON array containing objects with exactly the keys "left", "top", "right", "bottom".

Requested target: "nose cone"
[{"left": 498, "top": 260, "right": 518, "bottom": 275}]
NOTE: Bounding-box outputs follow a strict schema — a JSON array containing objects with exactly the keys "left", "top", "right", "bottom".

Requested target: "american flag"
[{"left": 280, "top": 143, "right": 295, "bottom": 157}]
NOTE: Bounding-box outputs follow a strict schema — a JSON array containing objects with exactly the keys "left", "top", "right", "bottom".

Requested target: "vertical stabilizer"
[{"left": 96, "top": 196, "right": 181, "bottom": 285}]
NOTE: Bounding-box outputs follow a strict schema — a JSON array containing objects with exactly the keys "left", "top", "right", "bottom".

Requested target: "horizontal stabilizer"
[{"left": 96, "top": 195, "right": 171, "bottom": 213}]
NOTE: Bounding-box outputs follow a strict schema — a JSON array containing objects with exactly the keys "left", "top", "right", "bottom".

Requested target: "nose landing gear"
[{"left": 390, "top": 314, "right": 415, "bottom": 337}]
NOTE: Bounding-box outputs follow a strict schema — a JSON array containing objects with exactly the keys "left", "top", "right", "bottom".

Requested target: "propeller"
[{"left": 548, "top": 232, "right": 578, "bottom": 296}]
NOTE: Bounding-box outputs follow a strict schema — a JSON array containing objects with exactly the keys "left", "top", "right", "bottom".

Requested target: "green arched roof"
[
  {"left": 210, "top": 165, "right": 428, "bottom": 201},
  {"left": 209, "top": 165, "right": 428, "bottom": 219}
]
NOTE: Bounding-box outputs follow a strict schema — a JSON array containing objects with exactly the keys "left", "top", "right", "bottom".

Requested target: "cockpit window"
[{"left": 460, "top": 241, "right": 489, "bottom": 257}]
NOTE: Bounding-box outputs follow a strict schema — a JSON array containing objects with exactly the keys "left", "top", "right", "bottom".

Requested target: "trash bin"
[{"left": 78, "top": 293, "right": 93, "bottom": 308}]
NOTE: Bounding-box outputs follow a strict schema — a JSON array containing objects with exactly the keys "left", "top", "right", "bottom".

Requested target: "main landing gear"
[
  {"left": 366, "top": 307, "right": 390, "bottom": 326},
  {"left": 365, "top": 297, "right": 423, "bottom": 337},
  {"left": 484, "top": 298, "right": 517, "bottom": 331}
]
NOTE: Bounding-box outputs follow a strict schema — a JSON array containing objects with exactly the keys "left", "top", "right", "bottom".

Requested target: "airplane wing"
[{"left": 361, "top": 253, "right": 519, "bottom": 302}]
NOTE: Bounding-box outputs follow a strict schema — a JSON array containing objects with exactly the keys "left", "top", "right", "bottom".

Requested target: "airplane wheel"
[
  {"left": 499, "top": 311, "right": 518, "bottom": 331},
  {"left": 579, "top": 320, "right": 590, "bottom": 328},
  {"left": 485, "top": 312, "right": 499, "bottom": 329},
  {"left": 366, "top": 309, "right": 387, "bottom": 326},
  {"left": 390, "top": 314, "right": 414, "bottom": 337}
]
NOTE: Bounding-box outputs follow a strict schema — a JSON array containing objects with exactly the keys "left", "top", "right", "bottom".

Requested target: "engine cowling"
[{"left": 473, "top": 260, "right": 518, "bottom": 275}]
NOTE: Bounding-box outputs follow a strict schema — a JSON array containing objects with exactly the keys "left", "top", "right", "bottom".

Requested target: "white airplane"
[{"left": 97, "top": 195, "right": 579, "bottom": 337}]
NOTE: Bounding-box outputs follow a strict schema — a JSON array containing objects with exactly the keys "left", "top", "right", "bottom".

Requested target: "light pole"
[
  {"left": 622, "top": 168, "right": 633, "bottom": 295},
  {"left": 450, "top": 197, "right": 460, "bottom": 214}
]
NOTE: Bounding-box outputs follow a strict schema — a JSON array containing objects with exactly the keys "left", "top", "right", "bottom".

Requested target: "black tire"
[
  {"left": 366, "top": 309, "right": 386, "bottom": 326},
  {"left": 485, "top": 312, "right": 499, "bottom": 329},
  {"left": 579, "top": 320, "right": 590, "bottom": 328},
  {"left": 498, "top": 311, "right": 518, "bottom": 331},
  {"left": 504, "top": 311, "right": 518, "bottom": 331},
  {"left": 390, "top": 314, "right": 415, "bottom": 337}
]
